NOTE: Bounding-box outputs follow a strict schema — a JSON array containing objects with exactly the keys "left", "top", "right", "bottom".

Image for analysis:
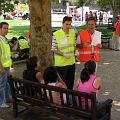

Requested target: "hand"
[
  {"left": 84, "top": 41, "right": 89, "bottom": 47},
  {"left": 63, "top": 53, "right": 71, "bottom": 59},
  {"left": 97, "top": 43, "right": 102, "bottom": 48},
  {"left": 0, "top": 67, "right": 5, "bottom": 74}
]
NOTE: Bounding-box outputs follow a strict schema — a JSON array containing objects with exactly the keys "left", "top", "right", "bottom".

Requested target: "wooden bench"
[
  {"left": 101, "top": 35, "right": 110, "bottom": 48},
  {"left": 8, "top": 75, "right": 113, "bottom": 120}
]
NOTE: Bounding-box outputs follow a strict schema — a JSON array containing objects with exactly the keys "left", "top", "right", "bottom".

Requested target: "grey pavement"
[{"left": 0, "top": 47, "right": 120, "bottom": 120}]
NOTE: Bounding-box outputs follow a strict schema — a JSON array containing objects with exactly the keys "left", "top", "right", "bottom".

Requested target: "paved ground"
[{"left": 0, "top": 47, "right": 120, "bottom": 120}]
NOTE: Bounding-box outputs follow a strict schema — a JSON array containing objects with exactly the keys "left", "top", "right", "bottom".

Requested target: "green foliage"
[{"left": 0, "top": 0, "right": 19, "bottom": 13}]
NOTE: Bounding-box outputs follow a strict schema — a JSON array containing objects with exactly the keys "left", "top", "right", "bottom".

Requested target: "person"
[
  {"left": 99, "top": 12, "right": 103, "bottom": 25},
  {"left": 88, "top": 11, "right": 93, "bottom": 18},
  {"left": 23, "top": 56, "right": 43, "bottom": 84},
  {"left": 9, "top": 37, "right": 19, "bottom": 58},
  {"left": 76, "top": 60, "right": 111, "bottom": 116},
  {"left": 18, "top": 36, "right": 30, "bottom": 58},
  {"left": 85, "top": 11, "right": 88, "bottom": 23},
  {"left": 51, "top": 16, "right": 76, "bottom": 90},
  {"left": 0, "top": 22, "right": 12, "bottom": 108},
  {"left": 76, "top": 17, "right": 102, "bottom": 71},
  {"left": 94, "top": 12, "right": 97, "bottom": 22},
  {"left": 26, "top": 31, "right": 30, "bottom": 41},
  {"left": 111, "top": 16, "right": 120, "bottom": 51},
  {"left": 43, "top": 66, "right": 68, "bottom": 105},
  {"left": 9, "top": 37, "right": 18, "bottom": 52}
]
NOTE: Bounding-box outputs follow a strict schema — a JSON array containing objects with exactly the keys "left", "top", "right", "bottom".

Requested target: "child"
[
  {"left": 76, "top": 60, "right": 111, "bottom": 116},
  {"left": 23, "top": 56, "right": 43, "bottom": 84},
  {"left": 43, "top": 66, "right": 67, "bottom": 105}
]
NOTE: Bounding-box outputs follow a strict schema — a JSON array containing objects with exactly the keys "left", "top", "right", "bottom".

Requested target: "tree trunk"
[{"left": 29, "top": 0, "right": 53, "bottom": 75}]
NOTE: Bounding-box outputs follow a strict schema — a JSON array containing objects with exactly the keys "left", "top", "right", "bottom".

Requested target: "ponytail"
[
  {"left": 80, "top": 67, "right": 90, "bottom": 83},
  {"left": 80, "top": 61, "right": 96, "bottom": 83}
]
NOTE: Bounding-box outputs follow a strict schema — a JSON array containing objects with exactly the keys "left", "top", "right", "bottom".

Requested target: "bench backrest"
[{"left": 8, "top": 75, "right": 98, "bottom": 119}]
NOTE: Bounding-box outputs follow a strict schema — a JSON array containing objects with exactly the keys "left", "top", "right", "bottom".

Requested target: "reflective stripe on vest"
[
  {"left": 0, "top": 38, "right": 12, "bottom": 67},
  {"left": 53, "top": 29, "right": 75, "bottom": 66},
  {"left": 58, "top": 44, "right": 75, "bottom": 50}
]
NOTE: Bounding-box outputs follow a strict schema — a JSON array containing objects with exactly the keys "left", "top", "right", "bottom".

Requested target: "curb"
[{"left": 13, "top": 59, "right": 26, "bottom": 65}]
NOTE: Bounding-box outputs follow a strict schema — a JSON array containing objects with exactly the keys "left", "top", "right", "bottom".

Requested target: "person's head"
[
  {"left": 80, "top": 60, "right": 96, "bottom": 83},
  {"left": 18, "top": 36, "right": 26, "bottom": 40},
  {"left": 10, "top": 37, "right": 17, "bottom": 43},
  {"left": 43, "top": 66, "right": 58, "bottom": 85},
  {"left": 62, "top": 16, "right": 72, "bottom": 32},
  {"left": 26, "top": 56, "right": 40, "bottom": 70},
  {"left": 0, "top": 22, "right": 9, "bottom": 37},
  {"left": 87, "top": 17, "right": 96, "bottom": 33},
  {"left": 115, "top": 16, "right": 119, "bottom": 22}
]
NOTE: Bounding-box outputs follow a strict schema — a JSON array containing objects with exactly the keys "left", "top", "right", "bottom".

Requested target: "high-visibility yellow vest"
[
  {"left": 0, "top": 37, "right": 12, "bottom": 68},
  {"left": 18, "top": 39, "right": 29, "bottom": 50},
  {"left": 53, "top": 29, "right": 75, "bottom": 66}
]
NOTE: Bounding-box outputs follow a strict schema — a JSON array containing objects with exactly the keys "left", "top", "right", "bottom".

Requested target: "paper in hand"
[{"left": 91, "top": 31, "right": 101, "bottom": 46}]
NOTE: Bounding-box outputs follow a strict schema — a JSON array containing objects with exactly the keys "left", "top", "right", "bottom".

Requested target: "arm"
[
  {"left": 57, "top": 73, "right": 67, "bottom": 88},
  {"left": 93, "top": 77, "right": 102, "bottom": 90},
  {"left": 0, "top": 61, "right": 5, "bottom": 74},
  {"left": 51, "top": 36, "right": 63, "bottom": 56},
  {"left": 76, "top": 35, "right": 89, "bottom": 48},
  {"left": 36, "top": 72, "right": 44, "bottom": 84}
]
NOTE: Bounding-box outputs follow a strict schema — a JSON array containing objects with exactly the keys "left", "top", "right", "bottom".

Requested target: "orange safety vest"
[
  {"left": 26, "top": 31, "right": 30, "bottom": 41},
  {"left": 114, "top": 22, "right": 120, "bottom": 35},
  {"left": 78, "top": 30, "right": 99, "bottom": 62}
]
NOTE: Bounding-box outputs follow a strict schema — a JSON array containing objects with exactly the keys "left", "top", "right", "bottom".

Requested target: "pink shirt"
[
  {"left": 76, "top": 75, "right": 98, "bottom": 106},
  {"left": 47, "top": 82, "right": 66, "bottom": 105}
]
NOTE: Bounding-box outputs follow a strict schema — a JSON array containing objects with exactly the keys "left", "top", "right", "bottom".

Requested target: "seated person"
[
  {"left": 43, "top": 66, "right": 67, "bottom": 105},
  {"left": 76, "top": 60, "right": 112, "bottom": 117},
  {"left": 18, "top": 36, "right": 30, "bottom": 58},
  {"left": 9, "top": 37, "right": 18, "bottom": 52},
  {"left": 9, "top": 37, "right": 19, "bottom": 58},
  {"left": 23, "top": 56, "right": 43, "bottom": 84}
]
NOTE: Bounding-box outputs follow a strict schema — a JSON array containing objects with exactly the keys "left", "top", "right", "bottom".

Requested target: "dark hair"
[
  {"left": 80, "top": 61, "right": 96, "bottom": 83},
  {"left": 18, "top": 36, "right": 26, "bottom": 40},
  {"left": 87, "top": 17, "right": 96, "bottom": 24},
  {"left": 62, "top": 16, "right": 72, "bottom": 23},
  {"left": 43, "top": 66, "right": 58, "bottom": 85},
  {"left": 11, "top": 37, "right": 17, "bottom": 41},
  {"left": 115, "top": 16, "right": 119, "bottom": 20},
  {"left": 26, "top": 56, "right": 38, "bottom": 70},
  {"left": 0, "top": 22, "right": 9, "bottom": 28}
]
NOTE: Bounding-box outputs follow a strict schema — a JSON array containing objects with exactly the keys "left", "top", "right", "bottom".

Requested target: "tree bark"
[{"left": 29, "top": 0, "right": 53, "bottom": 75}]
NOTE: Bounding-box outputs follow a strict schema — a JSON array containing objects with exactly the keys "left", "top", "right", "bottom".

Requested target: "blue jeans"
[
  {"left": 0, "top": 68, "right": 12, "bottom": 104},
  {"left": 97, "top": 100, "right": 112, "bottom": 117}
]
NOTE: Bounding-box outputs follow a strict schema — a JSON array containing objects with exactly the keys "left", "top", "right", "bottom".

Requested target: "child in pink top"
[{"left": 43, "top": 66, "right": 67, "bottom": 105}]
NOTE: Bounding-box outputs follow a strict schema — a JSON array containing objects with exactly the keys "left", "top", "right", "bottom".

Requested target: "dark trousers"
[{"left": 56, "top": 64, "right": 75, "bottom": 90}]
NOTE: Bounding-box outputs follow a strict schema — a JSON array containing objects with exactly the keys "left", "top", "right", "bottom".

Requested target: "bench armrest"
[{"left": 97, "top": 99, "right": 113, "bottom": 113}]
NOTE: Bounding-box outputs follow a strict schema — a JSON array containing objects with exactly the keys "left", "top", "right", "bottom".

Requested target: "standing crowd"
[{"left": 0, "top": 15, "right": 113, "bottom": 117}]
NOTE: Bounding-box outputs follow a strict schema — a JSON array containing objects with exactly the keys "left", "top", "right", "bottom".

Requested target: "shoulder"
[
  {"left": 56, "top": 82, "right": 66, "bottom": 88},
  {"left": 53, "top": 29, "right": 62, "bottom": 35},
  {"left": 93, "top": 77, "right": 101, "bottom": 89},
  {"left": 80, "top": 30, "right": 87, "bottom": 34},
  {"left": 36, "top": 71, "right": 41, "bottom": 77},
  {"left": 95, "top": 31, "right": 101, "bottom": 35}
]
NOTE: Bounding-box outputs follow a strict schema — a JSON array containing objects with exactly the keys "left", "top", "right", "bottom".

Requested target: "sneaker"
[{"left": 0, "top": 103, "right": 9, "bottom": 108}]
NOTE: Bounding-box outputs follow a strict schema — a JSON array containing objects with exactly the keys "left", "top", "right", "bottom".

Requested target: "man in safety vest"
[
  {"left": 0, "top": 22, "right": 12, "bottom": 108},
  {"left": 51, "top": 16, "right": 76, "bottom": 90},
  {"left": 111, "top": 16, "right": 120, "bottom": 51},
  {"left": 76, "top": 17, "right": 102, "bottom": 71},
  {"left": 18, "top": 36, "right": 29, "bottom": 58}
]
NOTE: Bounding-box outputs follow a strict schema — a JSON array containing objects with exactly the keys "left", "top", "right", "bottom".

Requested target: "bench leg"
[{"left": 13, "top": 100, "right": 18, "bottom": 118}]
